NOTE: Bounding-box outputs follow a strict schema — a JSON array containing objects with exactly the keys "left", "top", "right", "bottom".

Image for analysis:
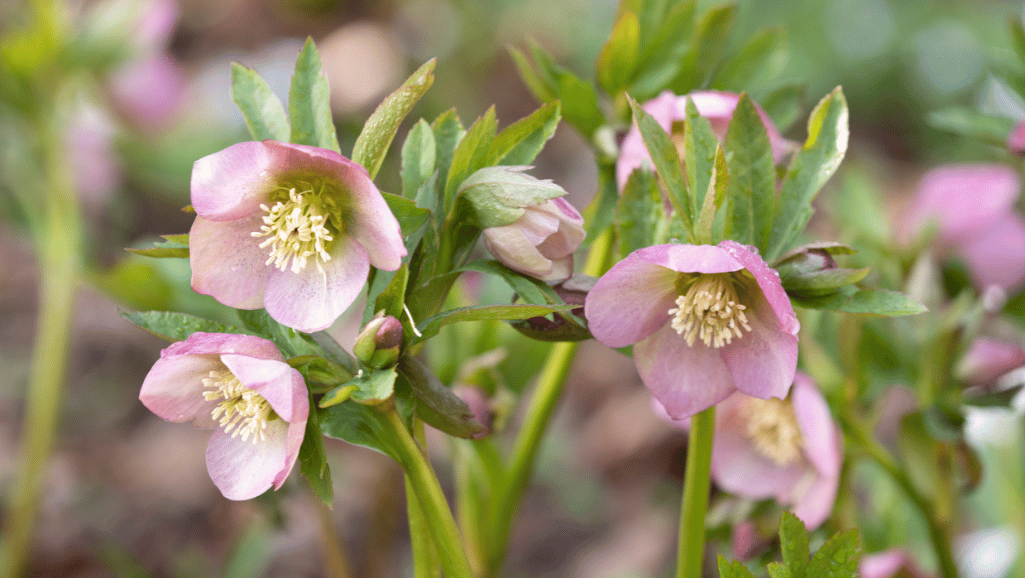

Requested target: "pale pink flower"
[
  {"left": 139, "top": 332, "right": 308, "bottom": 500},
  {"left": 585, "top": 241, "right": 799, "bottom": 418},
  {"left": 1008, "top": 121, "right": 1025, "bottom": 155},
  {"left": 616, "top": 90, "right": 794, "bottom": 190},
  {"left": 956, "top": 337, "right": 1025, "bottom": 388},
  {"left": 482, "top": 197, "right": 585, "bottom": 283},
  {"left": 189, "top": 140, "right": 406, "bottom": 332},
  {"left": 859, "top": 549, "right": 934, "bottom": 578},
  {"left": 904, "top": 164, "right": 1025, "bottom": 292}
]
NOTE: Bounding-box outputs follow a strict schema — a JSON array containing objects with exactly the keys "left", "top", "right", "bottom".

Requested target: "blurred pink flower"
[
  {"left": 956, "top": 336, "right": 1025, "bottom": 388},
  {"left": 616, "top": 90, "right": 793, "bottom": 190},
  {"left": 139, "top": 332, "right": 308, "bottom": 500},
  {"left": 482, "top": 197, "right": 585, "bottom": 283},
  {"left": 585, "top": 241, "right": 799, "bottom": 418},
  {"left": 905, "top": 164, "right": 1025, "bottom": 292},
  {"left": 189, "top": 140, "right": 406, "bottom": 332},
  {"left": 1008, "top": 121, "right": 1025, "bottom": 155},
  {"left": 859, "top": 549, "right": 933, "bottom": 578}
]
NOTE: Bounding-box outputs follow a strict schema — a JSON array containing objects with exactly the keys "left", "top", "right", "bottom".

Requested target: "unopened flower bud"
[{"left": 353, "top": 313, "right": 404, "bottom": 369}]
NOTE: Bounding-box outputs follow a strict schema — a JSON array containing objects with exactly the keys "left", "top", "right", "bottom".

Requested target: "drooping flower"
[
  {"left": 139, "top": 332, "right": 308, "bottom": 500},
  {"left": 616, "top": 90, "right": 794, "bottom": 191},
  {"left": 904, "top": 164, "right": 1025, "bottom": 292},
  {"left": 585, "top": 241, "right": 800, "bottom": 418},
  {"left": 189, "top": 140, "right": 406, "bottom": 332},
  {"left": 482, "top": 197, "right": 585, "bottom": 283}
]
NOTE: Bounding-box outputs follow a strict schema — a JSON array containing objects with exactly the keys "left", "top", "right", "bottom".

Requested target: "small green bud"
[{"left": 353, "top": 313, "right": 404, "bottom": 369}]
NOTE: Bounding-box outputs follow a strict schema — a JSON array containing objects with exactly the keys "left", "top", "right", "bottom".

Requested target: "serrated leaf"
[
  {"left": 694, "top": 143, "right": 727, "bottom": 244},
  {"left": 412, "top": 303, "right": 577, "bottom": 344},
  {"left": 126, "top": 234, "right": 189, "bottom": 259},
  {"left": 628, "top": 96, "right": 693, "bottom": 234},
  {"left": 793, "top": 286, "right": 927, "bottom": 316},
  {"left": 779, "top": 511, "right": 810, "bottom": 578},
  {"left": 927, "top": 107, "right": 1015, "bottom": 147},
  {"left": 767, "top": 87, "right": 849, "bottom": 261},
  {"left": 444, "top": 106, "right": 498, "bottom": 209},
  {"left": 717, "top": 555, "right": 759, "bottom": 578},
  {"left": 397, "top": 356, "right": 484, "bottom": 439},
  {"left": 683, "top": 95, "right": 721, "bottom": 219},
  {"left": 288, "top": 38, "right": 340, "bottom": 153},
  {"left": 352, "top": 58, "right": 436, "bottom": 179},
  {"left": 597, "top": 9, "right": 640, "bottom": 95},
  {"left": 806, "top": 529, "right": 860, "bottom": 578},
  {"left": 401, "top": 119, "right": 436, "bottom": 199},
  {"left": 431, "top": 109, "right": 466, "bottom": 204},
  {"left": 298, "top": 395, "right": 333, "bottom": 505},
  {"left": 726, "top": 93, "right": 777, "bottom": 251},
  {"left": 712, "top": 26, "right": 787, "bottom": 92},
  {"left": 120, "top": 310, "right": 246, "bottom": 341},
  {"left": 487, "top": 101, "right": 561, "bottom": 166},
  {"left": 615, "top": 167, "right": 664, "bottom": 257},
  {"left": 231, "top": 62, "right": 290, "bottom": 142},
  {"left": 671, "top": 2, "right": 738, "bottom": 93},
  {"left": 629, "top": 0, "right": 696, "bottom": 100}
]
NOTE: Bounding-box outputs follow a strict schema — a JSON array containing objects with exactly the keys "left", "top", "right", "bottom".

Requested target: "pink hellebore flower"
[
  {"left": 189, "top": 140, "right": 406, "bottom": 332},
  {"left": 859, "top": 549, "right": 934, "bottom": 578},
  {"left": 905, "top": 164, "right": 1025, "bottom": 292},
  {"left": 616, "top": 90, "right": 793, "bottom": 191},
  {"left": 1008, "top": 120, "right": 1025, "bottom": 156},
  {"left": 956, "top": 337, "right": 1025, "bottom": 388},
  {"left": 139, "top": 332, "right": 308, "bottom": 500},
  {"left": 585, "top": 241, "right": 800, "bottom": 418},
  {"left": 482, "top": 197, "right": 585, "bottom": 283}
]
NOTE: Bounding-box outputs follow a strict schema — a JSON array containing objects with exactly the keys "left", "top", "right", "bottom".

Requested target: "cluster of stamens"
[
  {"left": 668, "top": 273, "right": 752, "bottom": 348},
  {"left": 743, "top": 397, "right": 804, "bottom": 466},
  {"left": 252, "top": 186, "right": 336, "bottom": 273},
  {"left": 202, "top": 370, "right": 273, "bottom": 444}
]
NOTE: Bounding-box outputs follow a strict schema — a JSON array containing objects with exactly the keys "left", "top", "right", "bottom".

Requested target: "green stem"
[
  {"left": 841, "top": 411, "right": 959, "bottom": 578},
  {"left": 381, "top": 409, "right": 473, "bottom": 578},
  {"left": 676, "top": 406, "right": 715, "bottom": 578},
  {"left": 313, "top": 492, "right": 354, "bottom": 578},
  {"left": 407, "top": 419, "right": 442, "bottom": 578}
]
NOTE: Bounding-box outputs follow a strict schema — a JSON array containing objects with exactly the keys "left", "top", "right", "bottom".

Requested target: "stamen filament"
[
  {"left": 252, "top": 186, "right": 337, "bottom": 274},
  {"left": 203, "top": 370, "right": 273, "bottom": 444},
  {"left": 668, "top": 274, "right": 752, "bottom": 348}
]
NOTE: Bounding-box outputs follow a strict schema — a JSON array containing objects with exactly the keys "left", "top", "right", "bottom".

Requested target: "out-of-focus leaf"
[
  {"left": 597, "top": 9, "right": 640, "bottom": 96},
  {"left": 126, "top": 234, "right": 189, "bottom": 259},
  {"left": 222, "top": 518, "right": 271, "bottom": 578},
  {"left": 628, "top": 96, "right": 693, "bottom": 234},
  {"left": 792, "top": 286, "right": 926, "bottom": 316},
  {"left": 508, "top": 45, "right": 556, "bottom": 103},
  {"left": 487, "top": 102, "right": 561, "bottom": 166},
  {"left": 119, "top": 310, "right": 245, "bottom": 341},
  {"left": 401, "top": 119, "right": 436, "bottom": 199},
  {"left": 761, "top": 83, "right": 805, "bottom": 134},
  {"left": 397, "top": 356, "right": 484, "bottom": 438},
  {"left": 718, "top": 556, "right": 759, "bottom": 578},
  {"left": 964, "top": 385, "right": 1023, "bottom": 407},
  {"left": 726, "top": 93, "right": 776, "bottom": 251},
  {"left": 629, "top": 0, "right": 696, "bottom": 100},
  {"left": 298, "top": 394, "right": 333, "bottom": 505},
  {"left": 670, "top": 2, "right": 738, "bottom": 93},
  {"left": 412, "top": 303, "right": 577, "bottom": 344},
  {"left": 927, "top": 107, "right": 1015, "bottom": 147},
  {"left": 712, "top": 27, "right": 787, "bottom": 92},
  {"left": 445, "top": 106, "right": 498, "bottom": 209},
  {"left": 352, "top": 58, "right": 436, "bottom": 179},
  {"left": 231, "top": 63, "right": 290, "bottom": 142},
  {"left": 779, "top": 511, "right": 809, "bottom": 578},
  {"left": 521, "top": 40, "right": 604, "bottom": 138},
  {"left": 288, "top": 38, "right": 340, "bottom": 153}
]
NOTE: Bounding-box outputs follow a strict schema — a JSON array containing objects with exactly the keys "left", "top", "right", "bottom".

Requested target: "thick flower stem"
[
  {"left": 380, "top": 409, "right": 473, "bottom": 578},
  {"left": 676, "top": 406, "right": 715, "bottom": 578},
  {"left": 407, "top": 419, "right": 442, "bottom": 578}
]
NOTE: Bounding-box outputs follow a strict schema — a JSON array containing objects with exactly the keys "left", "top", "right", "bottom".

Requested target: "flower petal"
[
  {"left": 791, "top": 374, "right": 842, "bottom": 479},
  {"left": 960, "top": 213, "right": 1025, "bottom": 291},
  {"left": 219, "top": 354, "right": 306, "bottom": 422},
  {"left": 337, "top": 160, "right": 407, "bottom": 271},
  {"left": 189, "top": 214, "right": 272, "bottom": 309},
  {"left": 191, "top": 141, "right": 280, "bottom": 220},
  {"left": 140, "top": 353, "right": 222, "bottom": 426},
  {"left": 206, "top": 419, "right": 289, "bottom": 500},
  {"left": 719, "top": 240, "right": 799, "bottom": 337},
  {"left": 584, "top": 252, "right": 680, "bottom": 347},
  {"left": 790, "top": 468, "right": 839, "bottom": 530},
  {"left": 263, "top": 234, "right": 370, "bottom": 332},
  {"left": 906, "top": 164, "right": 1020, "bottom": 244},
  {"left": 634, "top": 323, "right": 736, "bottom": 418},
  {"left": 615, "top": 91, "right": 676, "bottom": 190},
  {"left": 720, "top": 281, "right": 798, "bottom": 400},
  {"left": 633, "top": 243, "right": 745, "bottom": 275},
  {"left": 483, "top": 225, "right": 556, "bottom": 280}
]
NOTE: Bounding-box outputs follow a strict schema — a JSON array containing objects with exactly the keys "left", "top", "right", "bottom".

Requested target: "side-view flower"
[
  {"left": 585, "top": 240, "right": 800, "bottom": 418},
  {"left": 139, "top": 332, "right": 308, "bottom": 500},
  {"left": 189, "top": 140, "right": 407, "bottom": 332},
  {"left": 482, "top": 196, "right": 585, "bottom": 283}
]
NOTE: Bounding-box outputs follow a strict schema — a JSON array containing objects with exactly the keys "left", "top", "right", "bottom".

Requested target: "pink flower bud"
[{"left": 482, "top": 196, "right": 585, "bottom": 283}]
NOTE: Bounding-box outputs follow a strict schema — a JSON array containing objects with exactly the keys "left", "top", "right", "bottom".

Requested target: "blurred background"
[{"left": 2, "top": 0, "right": 1025, "bottom": 576}]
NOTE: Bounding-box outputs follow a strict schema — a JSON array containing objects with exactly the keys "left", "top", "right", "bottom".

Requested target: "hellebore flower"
[
  {"left": 956, "top": 337, "right": 1025, "bottom": 389},
  {"left": 1008, "top": 121, "right": 1025, "bottom": 156},
  {"left": 189, "top": 140, "right": 406, "bottom": 332},
  {"left": 482, "top": 197, "right": 585, "bottom": 283},
  {"left": 859, "top": 549, "right": 934, "bottom": 578},
  {"left": 139, "top": 332, "right": 308, "bottom": 500},
  {"left": 585, "top": 241, "right": 800, "bottom": 418},
  {"left": 616, "top": 90, "right": 794, "bottom": 190},
  {"left": 904, "top": 164, "right": 1025, "bottom": 292}
]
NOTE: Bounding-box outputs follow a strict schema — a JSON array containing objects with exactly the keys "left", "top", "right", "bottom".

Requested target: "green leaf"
[
  {"left": 120, "top": 310, "right": 245, "bottom": 341},
  {"left": 431, "top": 108, "right": 466, "bottom": 204},
  {"left": 761, "top": 83, "right": 805, "bottom": 134},
  {"left": 487, "top": 101, "right": 561, "bottom": 166},
  {"left": 629, "top": 0, "right": 696, "bottom": 100},
  {"left": 767, "top": 562, "right": 792, "bottom": 578},
  {"left": 712, "top": 26, "right": 787, "bottom": 92},
  {"left": 779, "top": 511, "right": 810, "bottom": 578},
  {"left": 627, "top": 96, "right": 693, "bottom": 235},
  {"left": 288, "top": 38, "right": 340, "bottom": 153},
  {"left": 352, "top": 58, "right": 437, "bottom": 180},
  {"left": 717, "top": 555, "right": 759, "bottom": 578},
  {"left": 615, "top": 167, "right": 664, "bottom": 258},
  {"left": 460, "top": 260, "right": 560, "bottom": 306},
  {"left": 597, "top": 9, "right": 640, "bottom": 95},
  {"left": 557, "top": 70, "right": 605, "bottom": 139},
  {"left": 806, "top": 529, "right": 860, "bottom": 578},
  {"left": 792, "top": 286, "right": 927, "bottom": 316},
  {"left": 397, "top": 356, "right": 485, "bottom": 439},
  {"left": 125, "top": 234, "right": 189, "bottom": 259},
  {"left": 320, "top": 402, "right": 399, "bottom": 460},
  {"left": 671, "top": 2, "right": 738, "bottom": 93},
  {"left": 768, "top": 87, "right": 849, "bottom": 261},
  {"left": 583, "top": 163, "right": 621, "bottom": 245},
  {"left": 683, "top": 95, "right": 720, "bottom": 220},
  {"left": 382, "top": 192, "right": 431, "bottom": 250},
  {"left": 508, "top": 45, "right": 556, "bottom": 103},
  {"left": 726, "top": 93, "right": 777, "bottom": 251},
  {"left": 694, "top": 143, "right": 727, "bottom": 244},
  {"left": 298, "top": 394, "right": 333, "bottom": 505},
  {"left": 927, "top": 107, "right": 1015, "bottom": 147},
  {"left": 237, "top": 309, "right": 319, "bottom": 357},
  {"left": 1010, "top": 14, "right": 1025, "bottom": 62},
  {"left": 401, "top": 119, "right": 436, "bottom": 199},
  {"left": 375, "top": 262, "right": 409, "bottom": 319},
  {"left": 230, "top": 62, "right": 290, "bottom": 142},
  {"left": 781, "top": 266, "right": 872, "bottom": 297},
  {"left": 221, "top": 520, "right": 271, "bottom": 578},
  {"left": 412, "top": 303, "right": 577, "bottom": 344},
  {"left": 445, "top": 106, "right": 498, "bottom": 209},
  {"left": 322, "top": 366, "right": 397, "bottom": 407}
]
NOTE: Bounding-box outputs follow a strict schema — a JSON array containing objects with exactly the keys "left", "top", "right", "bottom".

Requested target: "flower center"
[
  {"left": 202, "top": 370, "right": 275, "bottom": 443},
  {"left": 252, "top": 184, "right": 340, "bottom": 273},
  {"left": 743, "top": 397, "right": 804, "bottom": 466},
  {"left": 668, "top": 273, "right": 752, "bottom": 348}
]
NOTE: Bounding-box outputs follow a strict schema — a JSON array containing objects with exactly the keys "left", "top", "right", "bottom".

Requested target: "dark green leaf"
[
  {"left": 126, "top": 234, "right": 189, "bottom": 259},
  {"left": 779, "top": 511, "right": 810, "bottom": 578},
  {"left": 726, "top": 93, "right": 776, "bottom": 251},
  {"left": 806, "top": 529, "right": 860, "bottom": 578},
  {"left": 288, "top": 38, "right": 340, "bottom": 153},
  {"left": 320, "top": 402, "right": 398, "bottom": 460},
  {"left": 413, "top": 303, "right": 577, "bottom": 344},
  {"left": 683, "top": 95, "right": 721, "bottom": 219},
  {"left": 597, "top": 9, "right": 641, "bottom": 95},
  {"left": 352, "top": 58, "right": 437, "bottom": 179},
  {"left": 431, "top": 108, "right": 466, "bottom": 204},
  {"left": 628, "top": 96, "right": 693, "bottom": 234},
  {"left": 298, "top": 394, "right": 333, "bottom": 505},
  {"left": 964, "top": 385, "right": 1023, "bottom": 407},
  {"left": 630, "top": 0, "right": 696, "bottom": 100},
  {"left": 322, "top": 367, "right": 397, "bottom": 407},
  {"left": 444, "top": 107, "right": 498, "bottom": 209},
  {"left": 615, "top": 167, "right": 664, "bottom": 258},
  {"left": 487, "top": 101, "right": 561, "bottom": 166},
  {"left": 120, "top": 310, "right": 245, "bottom": 342},
  {"left": 237, "top": 309, "right": 319, "bottom": 357},
  {"left": 927, "top": 107, "right": 1015, "bottom": 147},
  {"left": 375, "top": 262, "right": 409, "bottom": 319},
  {"left": 717, "top": 555, "right": 759, "bottom": 578},
  {"left": 397, "top": 356, "right": 485, "bottom": 439},
  {"left": 694, "top": 143, "right": 727, "bottom": 244},
  {"left": 382, "top": 192, "right": 431, "bottom": 248},
  {"left": 308, "top": 331, "right": 359, "bottom": 376},
  {"left": 460, "top": 260, "right": 560, "bottom": 306},
  {"left": 671, "top": 3, "right": 738, "bottom": 93},
  {"left": 231, "top": 62, "right": 290, "bottom": 142},
  {"left": 768, "top": 87, "right": 849, "bottom": 261},
  {"left": 761, "top": 83, "right": 805, "bottom": 134},
  {"left": 711, "top": 26, "right": 787, "bottom": 92},
  {"left": 401, "top": 119, "right": 436, "bottom": 199}
]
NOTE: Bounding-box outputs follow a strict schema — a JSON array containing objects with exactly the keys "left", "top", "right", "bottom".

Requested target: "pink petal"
[
  {"left": 906, "top": 164, "right": 1020, "bottom": 244},
  {"left": 263, "top": 234, "right": 370, "bottom": 332},
  {"left": 960, "top": 213, "right": 1025, "bottom": 291},
  {"left": 634, "top": 243, "right": 745, "bottom": 275},
  {"left": 634, "top": 323, "right": 736, "bottom": 418},
  {"left": 859, "top": 550, "right": 924, "bottom": 578},
  {"left": 615, "top": 91, "right": 677, "bottom": 190},
  {"left": 134, "top": 0, "right": 179, "bottom": 48},
  {"left": 219, "top": 354, "right": 304, "bottom": 421},
  {"left": 958, "top": 337, "right": 1025, "bottom": 386},
  {"left": 206, "top": 419, "right": 289, "bottom": 500},
  {"left": 108, "top": 53, "right": 185, "bottom": 132},
  {"left": 139, "top": 353, "right": 222, "bottom": 426},
  {"left": 535, "top": 198, "right": 585, "bottom": 259},
  {"left": 338, "top": 161, "right": 406, "bottom": 271},
  {"left": 191, "top": 141, "right": 280, "bottom": 220},
  {"left": 720, "top": 282, "right": 798, "bottom": 400},
  {"left": 792, "top": 374, "right": 843, "bottom": 479},
  {"left": 584, "top": 252, "right": 680, "bottom": 348},
  {"left": 189, "top": 214, "right": 272, "bottom": 309},
  {"left": 719, "top": 240, "right": 799, "bottom": 337},
  {"left": 1008, "top": 121, "right": 1025, "bottom": 155},
  {"left": 161, "top": 332, "right": 285, "bottom": 359},
  {"left": 483, "top": 225, "right": 558, "bottom": 280}
]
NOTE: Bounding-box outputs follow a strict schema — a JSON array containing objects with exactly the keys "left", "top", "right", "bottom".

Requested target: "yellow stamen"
[
  {"left": 743, "top": 397, "right": 804, "bottom": 466},
  {"left": 252, "top": 185, "right": 337, "bottom": 273},
  {"left": 668, "top": 273, "right": 752, "bottom": 348},
  {"left": 202, "top": 370, "right": 273, "bottom": 444}
]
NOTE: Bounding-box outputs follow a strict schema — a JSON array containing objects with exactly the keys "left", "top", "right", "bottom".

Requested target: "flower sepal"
[
  {"left": 319, "top": 365, "right": 398, "bottom": 408},
  {"left": 353, "top": 312, "right": 404, "bottom": 369},
  {"left": 457, "top": 166, "right": 568, "bottom": 229},
  {"left": 773, "top": 242, "right": 871, "bottom": 299}
]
